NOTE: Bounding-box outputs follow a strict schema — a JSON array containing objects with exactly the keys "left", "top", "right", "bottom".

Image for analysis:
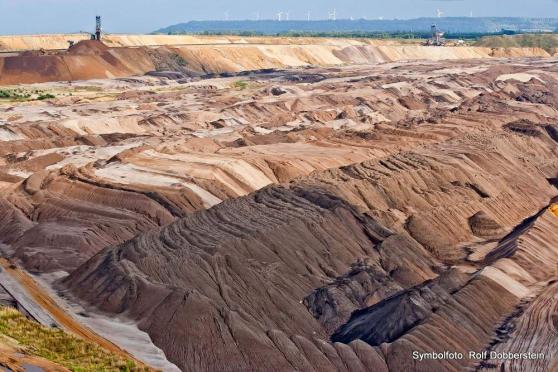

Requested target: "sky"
[{"left": 1, "top": 0, "right": 558, "bottom": 34}]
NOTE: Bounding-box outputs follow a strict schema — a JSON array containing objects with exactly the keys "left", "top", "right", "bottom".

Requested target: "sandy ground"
[
  {"left": 0, "top": 36, "right": 551, "bottom": 85},
  {"left": 0, "top": 34, "right": 404, "bottom": 52},
  {"left": 1, "top": 55, "right": 558, "bottom": 370}
]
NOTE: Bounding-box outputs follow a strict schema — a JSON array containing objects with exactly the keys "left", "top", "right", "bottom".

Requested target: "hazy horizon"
[{"left": 1, "top": 0, "right": 558, "bottom": 35}]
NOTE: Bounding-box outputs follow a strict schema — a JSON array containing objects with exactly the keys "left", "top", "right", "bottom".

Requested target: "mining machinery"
[
  {"left": 425, "top": 24, "right": 445, "bottom": 46},
  {"left": 90, "top": 16, "right": 102, "bottom": 41},
  {"left": 96, "top": 16, "right": 102, "bottom": 41}
]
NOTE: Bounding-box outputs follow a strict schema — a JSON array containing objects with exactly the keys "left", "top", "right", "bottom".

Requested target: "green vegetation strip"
[
  {"left": 233, "top": 80, "right": 249, "bottom": 90},
  {"left": 0, "top": 89, "right": 56, "bottom": 101},
  {"left": 475, "top": 34, "right": 558, "bottom": 54},
  {"left": 162, "top": 29, "right": 526, "bottom": 41},
  {"left": 0, "top": 307, "right": 146, "bottom": 372}
]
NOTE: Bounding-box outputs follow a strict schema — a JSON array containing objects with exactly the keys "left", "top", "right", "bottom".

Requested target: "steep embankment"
[
  {"left": 331, "top": 203, "right": 558, "bottom": 371},
  {"left": 62, "top": 124, "right": 558, "bottom": 371},
  {"left": 2, "top": 57, "right": 558, "bottom": 371},
  {"left": 0, "top": 34, "right": 90, "bottom": 52},
  {"left": 0, "top": 41, "right": 154, "bottom": 85},
  {"left": 165, "top": 44, "right": 548, "bottom": 74},
  {"left": 0, "top": 36, "right": 551, "bottom": 85},
  {"left": 0, "top": 34, "right": 401, "bottom": 52}
]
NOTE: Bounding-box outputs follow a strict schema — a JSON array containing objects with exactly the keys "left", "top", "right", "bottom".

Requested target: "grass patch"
[
  {"left": 171, "top": 53, "right": 188, "bottom": 66},
  {"left": 475, "top": 34, "right": 558, "bottom": 54},
  {"left": 37, "top": 93, "right": 56, "bottom": 100},
  {"left": 0, "top": 307, "right": 148, "bottom": 371},
  {"left": 232, "top": 80, "right": 249, "bottom": 90},
  {"left": 0, "top": 89, "right": 56, "bottom": 102},
  {"left": 0, "top": 89, "right": 31, "bottom": 101}
]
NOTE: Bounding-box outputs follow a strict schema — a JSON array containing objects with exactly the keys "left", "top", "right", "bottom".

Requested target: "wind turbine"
[
  {"left": 285, "top": 12, "right": 290, "bottom": 21},
  {"left": 436, "top": 9, "right": 444, "bottom": 18},
  {"left": 329, "top": 9, "right": 337, "bottom": 21},
  {"left": 307, "top": 11, "right": 311, "bottom": 22},
  {"left": 276, "top": 11, "right": 283, "bottom": 21}
]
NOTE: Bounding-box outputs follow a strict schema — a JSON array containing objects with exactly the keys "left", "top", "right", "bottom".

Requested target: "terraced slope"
[
  {"left": 54, "top": 61, "right": 558, "bottom": 371},
  {"left": 0, "top": 37, "right": 550, "bottom": 85},
  {"left": 0, "top": 58, "right": 514, "bottom": 272},
  {"left": 0, "top": 34, "right": 382, "bottom": 52},
  {"left": 62, "top": 127, "right": 558, "bottom": 372},
  {"left": 1, "top": 57, "right": 558, "bottom": 371}
]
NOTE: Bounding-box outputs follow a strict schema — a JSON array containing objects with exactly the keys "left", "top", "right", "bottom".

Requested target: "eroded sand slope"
[
  {"left": 2, "top": 55, "right": 558, "bottom": 371},
  {"left": 0, "top": 37, "right": 550, "bottom": 85}
]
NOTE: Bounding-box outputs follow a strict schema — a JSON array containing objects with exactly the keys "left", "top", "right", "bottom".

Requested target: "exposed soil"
[
  {"left": 1, "top": 53, "right": 558, "bottom": 371},
  {"left": 0, "top": 38, "right": 551, "bottom": 85}
]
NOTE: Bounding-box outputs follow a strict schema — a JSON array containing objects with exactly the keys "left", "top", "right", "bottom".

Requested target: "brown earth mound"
[
  {"left": 0, "top": 42, "right": 154, "bottom": 85},
  {"left": 61, "top": 126, "right": 558, "bottom": 371},
  {"left": 67, "top": 40, "right": 110, "bottom": 55}
]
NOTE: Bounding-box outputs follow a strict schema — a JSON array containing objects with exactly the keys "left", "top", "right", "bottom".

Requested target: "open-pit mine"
[{"left": 0, "top": 34, "right": 558, "bottom": 371}]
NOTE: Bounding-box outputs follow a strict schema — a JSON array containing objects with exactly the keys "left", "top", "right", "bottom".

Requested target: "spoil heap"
[{"left": 1, "top": 57, "right": 558, "bottom": 371}]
